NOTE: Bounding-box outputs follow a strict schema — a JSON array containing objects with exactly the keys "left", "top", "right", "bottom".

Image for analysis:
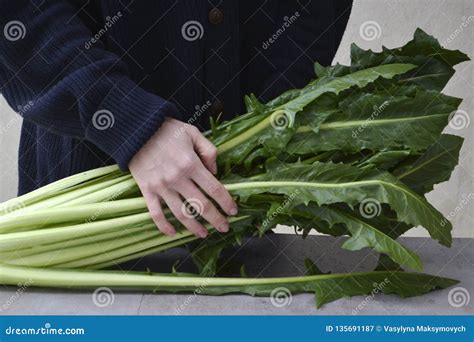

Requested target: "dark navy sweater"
[{"left": 0, "top": 0, "right": 352, "bottom": 195}]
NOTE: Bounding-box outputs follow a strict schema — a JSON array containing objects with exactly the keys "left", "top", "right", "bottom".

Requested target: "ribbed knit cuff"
[{"left": 84, "top": 77, "right": 181, "bottom": 170}]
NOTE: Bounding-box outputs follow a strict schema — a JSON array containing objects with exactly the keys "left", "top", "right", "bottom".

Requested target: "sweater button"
[
  {"left": 208, "top": 8, "right": 223, "bottom": 25},
  {"left": 211, "top": 100, "right": 224, "bottom": 116}
]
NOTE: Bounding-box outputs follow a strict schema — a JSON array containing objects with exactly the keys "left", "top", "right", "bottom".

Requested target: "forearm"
[{"left": 0, "top": 0, "right": 181, "bottom": 169}]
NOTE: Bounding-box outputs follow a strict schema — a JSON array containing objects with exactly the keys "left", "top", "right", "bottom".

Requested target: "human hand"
[{"left": 129, "top": 118, "right": 238, "bottom": 238}]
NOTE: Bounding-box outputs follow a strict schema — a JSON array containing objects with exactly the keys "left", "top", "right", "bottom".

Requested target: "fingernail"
[
  {"left": 218, "top": 222, "right": 229, "bottom": 233},
  {"left": 229, "top": 207, "right": 238, "bottom": 216},
  {"left": 199, "top": 230, "right": 208, "bottom": 238}
]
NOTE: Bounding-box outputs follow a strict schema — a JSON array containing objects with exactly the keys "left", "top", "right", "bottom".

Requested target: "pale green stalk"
[
  {"left": 6, "top": 229, "right": 161, "bottom": 267},
  {"left": 0, "top": 198, "right": 147, "bottom": 233},
  {"left": 0, "top": 165, "right": 120, "bottom": 215},
  {"left": 6, "top": 175, "right": 132, "bottom": 215},
  {"left": 53, "top": 216, "right": 249, "bottom": 269},
  {"left": 54, "top": 230, "right": 196, "bottom": 269},
  {"left": 59, "top": 177, "right": 137, "bottom": 206},
  {"left": 0, "top": 225, "right": 154, "bottom": 260},
  {"left": 84, "top": 235, "right": 198, "bottom": 269},
  {"left": 0, "top": 213, "right": 152, "bottom": 252},
  {"left": 0, "top": 263, "right": 366, "bottom": 287}
]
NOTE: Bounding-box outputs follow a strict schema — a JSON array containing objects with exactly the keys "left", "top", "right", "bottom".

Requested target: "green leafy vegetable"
[
  {"left": 0, "top": 264, "right": 457, "bottom": 309},
  {"left": 0, "top": 29, "right": 468, "bottom": 308}
]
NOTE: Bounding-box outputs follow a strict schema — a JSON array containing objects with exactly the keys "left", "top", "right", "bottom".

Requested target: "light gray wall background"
[{"left": 0, "top": 0, "right": 472, "bottom": 237}]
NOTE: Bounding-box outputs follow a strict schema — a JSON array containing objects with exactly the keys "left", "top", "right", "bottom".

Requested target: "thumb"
[{"left": 190, "top": 127, "right": 218, "bottom": 174}]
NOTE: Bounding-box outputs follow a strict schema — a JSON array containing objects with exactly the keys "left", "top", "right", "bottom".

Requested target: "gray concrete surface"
[{"left": 0, "top": 235, "right": 472, "bottom": 315}]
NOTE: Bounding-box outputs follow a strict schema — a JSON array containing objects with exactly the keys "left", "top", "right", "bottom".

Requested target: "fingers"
[
  {"left": 193, "top": 166, "right": 238, "bottom": 216},
  {"left": 161, "top": 190, "right": 209, "bottom": 239},
  {"left": 178, "top": 180, "right": 229, "bottom": 233},
  {"left": 189, "top": 127, "right": 218, "bottom": 174},
  {"left": 142, "top": 191, "right": 176, "bottom": 236}
]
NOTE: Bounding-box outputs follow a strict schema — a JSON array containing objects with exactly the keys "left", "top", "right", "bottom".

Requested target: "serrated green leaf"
[
  {"left": 224, "top": 161, "right": 451, "bottom": 247},
  {"left": 394, "top": 134, "right": 464, "bottom": 194},
  {"left": 288, "top": 91, "right": 460, "bottom": 155},
  {"left": 307, "top": 206, "right": 422, "bottom": 271},
  {"left": 215, "top": 64, "right": 416, "bottom": 166},
  {"left": 351, "top": 28, "right": 470, "bottom": 91}
]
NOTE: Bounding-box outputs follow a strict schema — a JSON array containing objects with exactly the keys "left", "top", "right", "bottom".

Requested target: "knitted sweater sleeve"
[{"left": 0, "top": 1, "right": 180, "bottom": 170}]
